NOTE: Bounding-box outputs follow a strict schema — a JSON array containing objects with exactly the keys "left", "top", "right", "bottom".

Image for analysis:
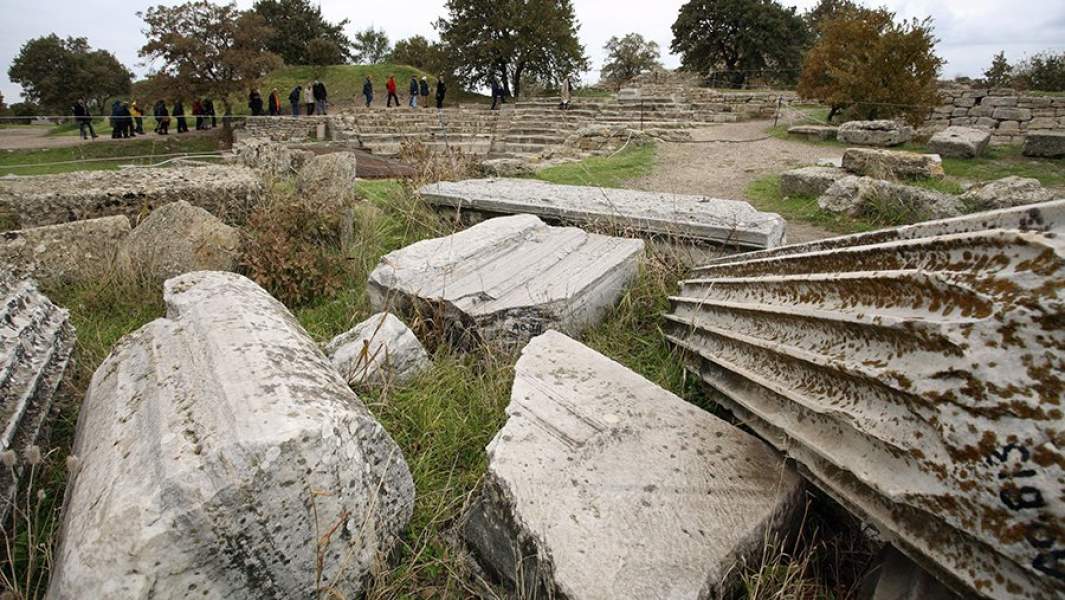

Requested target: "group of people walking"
[
  {"left": 362, "top": 75, "right": 447, "bottom": 109},
  {"left": 285, "top": 80, "right": 329, "bottom": 116},
  {"left": 72, "top": 97, "right": 217, "bottom": 139},
  {"left": 149, "top": 98, "right": 215, "bottom": 135}
]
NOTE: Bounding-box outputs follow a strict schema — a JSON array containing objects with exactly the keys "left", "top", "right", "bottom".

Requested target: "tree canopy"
[
  {"left": 390, "top": 36, "right": 447, "bottom": 74},
  {"left": 600, "top": 33, "right": 662, "bottom": 89},
  {"left": 671, "top": 0, "right": 808, "bottom": 88},
  {"left": 8, "top": 35, "right": 132, "bottom": 113},
  {"left": 436, "top": 0, "right": 589, "bottom": 97},
  {"left": 984, "top": 51, "right": 1012, "bottom": 88},
  {"left": 797, "top": 7, "right": 943, "bottom": 125},
  {"left": 1013, "top": 51, "right": 1065, "bottom": 92},
  {"left": 804, "top": 0, "right": 858, "bottom": 35},
  {"left": 252, "top": 0, "right": 351, "bottom": 65},
  {"left": 138, "top": 1, "right": 281, "bottom": 107},
  {"left": 353, "top": 27, "right": 392, "bottom": 65}
]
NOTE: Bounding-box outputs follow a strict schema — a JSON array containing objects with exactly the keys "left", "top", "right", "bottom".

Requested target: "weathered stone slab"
[
  {"left": 838, "top": 120, "right": 914, "bottom": 147},
  {"left": 959, "top": 176, "right": 1057, "bottom": 211},
  {"left": 295, "top": 153, "right": 358, "bottom": 250},
  {"left": 0, "top": 276, "right": 75, "bottom": 519},
  {"left": 842, "top": 148, "right": 944, "bottom": 180},
  {"left": 928, "top": 126, "right": 991, "bottom": 158},
  {"left": 779, "top": 166, "right": 848, "bottom": 198},
  {"left": 462, "top": 331, "right": 802, "bottom": 599},
  {"left": 325, "top": 312, "right": 430, "bottom": 388},
  {"left": 819, "top": 175, "right": 962, "bottom": 220},
  {"left": 787, "top": 124, "right": 838, "bottom": 140},
  {"left": 48, "top": 272, "right": 415, "bottom": 599},
  {"left": 664, "top": 200, "right": 1065, "bottom": 600},
  {"left": 1, "top": 215, "right": 130, "bottom": 286},
  {"left": 230, "top": 137, "right": 314, "bottom": 176},
  {"left": 1022, "top": 131, "right": 1065, "bottom": 157},
  {"left": 420, "top": 178, "right": 786, "bottom": 249},
  {"left": 117, "top": 201, "right": 239, "bottom": 280},
  {"left": 368, "top": 215, "right": 644, "bottom": 348},
  {"left": 0, "top": 166, "right": 263, "bottom": 229},
  {"left": 479, "top": 158, "right": 535, "bottom": 178}
]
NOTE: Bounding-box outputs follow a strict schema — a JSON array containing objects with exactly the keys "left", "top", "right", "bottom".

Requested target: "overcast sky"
[{"left": 2, "top": 0, "right": 1064, "bottom": 104}]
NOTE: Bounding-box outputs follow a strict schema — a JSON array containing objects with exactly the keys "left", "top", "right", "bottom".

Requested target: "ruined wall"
[
  {"left": 233, "top": 115, "right": 328, "bottom": 143},
  {"left": 929, "top": 88, "right": 1065, "bottom": 145}
]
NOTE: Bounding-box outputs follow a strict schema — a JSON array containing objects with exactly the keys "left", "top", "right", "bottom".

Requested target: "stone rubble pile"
[
  {"left": 818, "top": 175, "right": 962, "bottom": 220},
  {"left": 48, "top": 272, "right": 415, "bottom": 599},
  {"left": 462, "top": 331, "right": 803, "bottom": 599},
  {"left": 664, "top": 199, "right": 1065, "bottom": 600},
  {"left": 368, "top": 214, "right": 645, "bottom": 349},
  {"left": 0, "top": 215, "right": 130, "bottom": 286},
  {"left": 325, "top": 312, "right": 431, "bottom": 388},
  {"left": 928, "top": 87, "right": 1065, "bottom": 145},
  {"left": 230, "top": 137, "right": 314, "bottom": 176}
]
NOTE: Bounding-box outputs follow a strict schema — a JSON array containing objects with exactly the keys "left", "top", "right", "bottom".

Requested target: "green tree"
[
  {"left": 983, "top": 51, "right": 1012, "bottom": 88},
  {"left": 353, "top": 27, "right": 391, "bottom": 64},
  {"left": 804, "top": 0, "right": 858, "bottom": 35},
  {"left": 1013, "top": 51, "right": 1065, "bottom": 92},
  {"left": 138, "top": 1, "right": 281, "bottom": 110},
  {"left": 797, "top": 8, "right": 943, "bottom": 125},
  {"left": 390, "top": 35, "right": 446, "bottom": 73},
  {"left": 8, "top": 35, "right": 132, "bottom": 113},
  {"left": 306, "top": 37, "right": 344, "bottom": 77},
  {"left": 252, "top": 0, "right": 351, "bottom": 65},
  {"left": 671, "top": 0, "right": 809, "bottom": 88},
  {"left": 436, "top": 0, "right": 589, "bottom": 97},
  {"left": 600, "top": 33, "right": 662, "bottom": 89}
]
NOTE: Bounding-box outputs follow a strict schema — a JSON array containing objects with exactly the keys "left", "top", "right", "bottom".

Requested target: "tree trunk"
[{"left": 512, "top": 62, "right": 526, "bottom": 98}]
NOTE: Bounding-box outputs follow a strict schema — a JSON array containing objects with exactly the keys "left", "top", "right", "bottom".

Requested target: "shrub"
[
  {"left": 1013, "top": 51, "right": 1065, "bottom": 92},
  {"left": 240, "top": 185, "right": 348, "bottom": 307}
]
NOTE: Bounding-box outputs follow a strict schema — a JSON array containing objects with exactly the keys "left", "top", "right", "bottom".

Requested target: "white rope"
[{"left": 1, "top": 151, "right": 225, "bottom": 170}]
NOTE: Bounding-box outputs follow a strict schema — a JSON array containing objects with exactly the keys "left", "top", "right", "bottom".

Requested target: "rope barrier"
[{"left": 0, "top": 151, "right": 226, "bottom": 170}]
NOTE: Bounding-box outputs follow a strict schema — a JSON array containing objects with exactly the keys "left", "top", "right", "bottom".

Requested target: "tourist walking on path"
[
  {"left": 559, "top": 75, "right": 572, "bottom": 110},
  {"left": 123, "top": 102, "right": 136, "bottom": 137},
  {"left": 73, "top": 98, "right": 97, "bottom": 140},
  {"left": 313, "top": 80, "right": 328, "bottom": 115},
  {"left": 435, "top": 76, "right": 447, "bottom": 109},
  {"left": 153, "top": 100, "right": 169, "bottom": 135},
  {"left": 174, "top": 99, "right": 188, "bottom": 133},
  {"left": 289, "top": 85, "right": 301, "bottom": 116},
  {"left": 305, "top": 82, "right": 316, "bottom": 115},
  {"left": 131, "top": 101, "right": 144, "bottom": 134},
  {"left": 204, "top": 98, "right": 216, "bottom": 128},
  {"left": 408, "top": 76, "right": 419, "bottom": 108},
  {"left": 419, "top": 76, "right": 430, "bottom": 108},
  {"left": 268, "top": 88, "right": 281, "bottom": 116},
  {"left": 192, "top": 99, "right": 205, "bottom": 130},
  {"left": 109, "top": 101, "right": 124, "bottom": 138},
  {"left": 249, "top": 89, "right": 264, "bottom": 116},
  {"left": 362, "top": 77, "right": 374, "bottom": 108},
  {"left": 490, "top": 77, "right": 503, "bottom": 110},
  {"left": 386, "top": 75, "right": 399, "bottom": 107}
]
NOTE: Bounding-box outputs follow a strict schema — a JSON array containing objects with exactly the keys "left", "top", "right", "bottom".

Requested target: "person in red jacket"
[{"left": 386, "top": 75, "right": 399, "bottom": 108}]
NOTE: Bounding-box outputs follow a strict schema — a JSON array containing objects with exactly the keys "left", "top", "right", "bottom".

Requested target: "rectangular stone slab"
[
  {"left": 664, "top": 200, "right": 1065, "bottom": 600},
  {"left": 368, "top": 214, "right": 645, "bottom": 349},
  {"left": 419, "top": 178, "right": 786, "bottom": 249},
  {"left": 462, "top": 331, "right": 802, "bottom": 599}
]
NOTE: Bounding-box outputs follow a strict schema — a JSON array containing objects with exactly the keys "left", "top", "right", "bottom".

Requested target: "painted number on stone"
[{"left": 987, "top": 443, "right": 1064, "bottom": 581}]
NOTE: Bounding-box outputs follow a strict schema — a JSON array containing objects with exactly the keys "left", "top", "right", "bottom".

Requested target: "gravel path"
[{"left": 628, "top": 119, "right": 845, "bottom": 243}]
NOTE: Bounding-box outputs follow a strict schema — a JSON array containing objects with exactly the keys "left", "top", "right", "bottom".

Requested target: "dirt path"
[
  {"left": 0, "top": 126, "right": 214, "bottom": 151},
  {"left": 628, "top": 119, "right": 844, "bottom": 244}
]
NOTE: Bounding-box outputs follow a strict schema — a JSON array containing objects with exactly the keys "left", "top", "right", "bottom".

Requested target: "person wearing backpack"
[{"left": 289, "top": 85, "right": 302, "bottom": 116}]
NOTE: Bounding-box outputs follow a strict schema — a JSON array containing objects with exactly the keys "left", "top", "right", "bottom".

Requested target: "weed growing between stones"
[{"left": 0, "top": 447, "right": 66, "bottom": 600}]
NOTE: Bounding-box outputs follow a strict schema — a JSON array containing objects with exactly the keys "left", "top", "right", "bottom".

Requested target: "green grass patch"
[
  {"left": 0, "top": 134, "right": 221, "bottom": 176},
  {"left": 941, "top": 145, "right": 1065, "bottom": 187},
  {"left": 534, "top": 143, "right": 656, "bottom": 188},
  {"left": 745, "top": 175, "right": 879, "bottom": 235}
]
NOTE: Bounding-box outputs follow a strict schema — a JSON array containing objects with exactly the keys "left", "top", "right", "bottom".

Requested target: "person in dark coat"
[
  {"left": 268, "top": 88, "right": 281, "bottom": 116},
  {"left": 289, "top": 86, "right": 301, "bottom": 116},
  {"left": 73, "top": 98, "right": 97, "bottom": 140},
  {"left": 109, "top": 101, "right": 123, "bottom": 138},
  {"left": 248, "top": 89, "right": 264, "bottom": 116},
  {"left": 174, "top": 99, "right": 188, "bottom": 133},
  {"left": 192, "top": 99, "right": 205, "bottom": 130},
  {"left": 313, "top": 80, "right": 328, "bottom": 115},
  {"left": 435, "top": 76, "right": 447, "bottom": 109},
  {"left": 204, "top": 98, "right": 216, "bottom": 128},
  {"left": 419, "top": 77, "right": 430, "bottom": 108},
  {"left": 153, "top": 100, "right": 170, "bottom": 135},
  {"left": 490, "top": 77, "right": 503, "bottom": 110},
  {"left": 408, "top": 76, "right": 419, "bottom": 109},
  {"left": 362, "top": 77, "right": 374, "bottom": 108}
]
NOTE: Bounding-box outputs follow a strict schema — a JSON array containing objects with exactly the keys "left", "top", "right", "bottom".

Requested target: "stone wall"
[
  {"left": 620, "top": 85, "right": 798, "bottom": 119},
  {"left": 928, "top": 88, "right": 1065, "bottom": 145},
  {"left": 233, "top": 115, "right": 329, "bottom": 143}
]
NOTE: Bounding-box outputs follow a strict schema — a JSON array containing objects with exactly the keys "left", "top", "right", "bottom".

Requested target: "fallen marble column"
[
  {"left": 664, "top": 200, "right": 1065, "bottom": 600},
  {"left": 419, "top": 178, "right": 786, "bottom": 249},
  {"left": 368, "top": 214, "right": 645, "bottom": 349},
  {"left": 462, "top": 331, "right": 803, "bottom": 599},
  {"left": 1, "top": 215, "right": 130, "bottom": 286},
  {"left": 0, "top": 276, "right": 75, "bottom": 518},
  {"left": 48, "top": 271, "right": 415, "bottom": 600}
]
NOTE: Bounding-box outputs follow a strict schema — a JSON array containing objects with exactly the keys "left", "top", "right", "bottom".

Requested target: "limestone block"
[
  {"left": 998, "top": 120, "right": 1020, "bottom": 131},
  {"left": 1023, "top": 132, "right": 1065, "bottom": 157},
  {"left": 367, "top": 214, "right": 644, "bottom": 349},
  {"left": 838, "top": 120, "right": 914, "bottom": 147},
  {"left": 230, "top": 137, "right": 313, "bottom": 177},
  {"left": 48, "top": 272, "right": 415, "bottom": 600},
  {"left": 117, "top": 201, "right": 239, "bottom": 280},
  {"left": 1027, "top": 117, "right": 1059, "bottom": 130},
  {"left": 0, "top": 166, "right": 263, "bottom": 229},
  {"left": 0, "top": 215, "right": 130, "bottom": 286},
  {"left": 959, "top": 176, "right": 1056, "bottom": 210},
  {"left": 324, "top": 312, "right": 430, "bottom": 388},
  {"left": 928, "top": 126, "right": 991, "bottom": 158},
  {"left": 295, "top": 152, "right": 358, "bottom": 249},
  {"left": 664, "top": 199, "right": 1065, "bottom": 600},
  {"left": 786, "top": 125, "right": 838, "bottom": 141},
  {"left": 479, "top": 158, "right": 535, "bottom": 178},
  {"left": 842, "top": 148, "right": 944, "bottom": 180},
  {"left": 0, "top": 276, "right": 75, "bottom": 519},
  {"left": 420, "top": 178, "right": 786, "bottom": 249},
  {"left": 779, "top": 166, "right": 848, "bottom": 198},
  {"left": 954, "top": 97, "right": 975, "bottom": 108},
  {"left": 819, "top": 175, "right": 962, "bottom": 220},
  {"left": 967, "top": 104, "right": 995, "bottom": 118},
  {"left": 993, "top": 107, "right": 1032, "bottom": 121},
  {"left": 462, "top": 331, "right": 802, "bottom": 599}
]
